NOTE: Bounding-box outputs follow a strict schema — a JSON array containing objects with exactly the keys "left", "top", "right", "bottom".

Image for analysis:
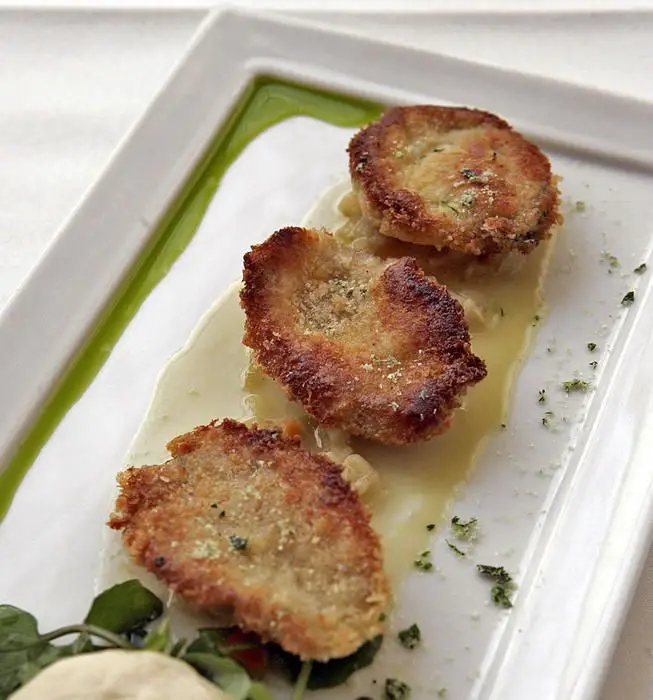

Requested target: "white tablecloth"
[{"left": 1, "top": 5, "right": 652, "bottom": 698}]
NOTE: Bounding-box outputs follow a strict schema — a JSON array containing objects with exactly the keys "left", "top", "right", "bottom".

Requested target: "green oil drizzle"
[{"left": 0, "top": 77, "right": 384, "bottom": 521}]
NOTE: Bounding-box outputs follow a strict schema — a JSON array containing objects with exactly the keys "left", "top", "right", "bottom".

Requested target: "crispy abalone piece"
[
  {"left": 109, "top": 419, "right": 389, "bottom": 661},
  {"left": 348, "top": 105, "right": 561, "bottom": 255},
  {"left": 241, "top": 226, "right": 487, "bottom": 444}
]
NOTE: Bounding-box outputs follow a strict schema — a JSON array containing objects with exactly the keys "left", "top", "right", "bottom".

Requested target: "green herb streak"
[
  {"left": 446, "top": 540, "right": 466, "bottom": 557},
  {"left": 0, "top": 77, "right": 384, "bottom": 522}
]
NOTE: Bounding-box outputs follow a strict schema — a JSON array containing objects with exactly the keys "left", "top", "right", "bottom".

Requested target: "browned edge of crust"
[
  {"left": 241, "top": 227, "right": 487, "bottom": 443},
  {"left": 348, "top": 105, "right": 561, "bottom": 255},
  {"left": 108, "top": 419, "right": 389, "bottom": 659}
]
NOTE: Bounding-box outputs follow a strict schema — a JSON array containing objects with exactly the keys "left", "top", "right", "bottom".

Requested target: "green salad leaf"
[
  {"left": 184, "top": 652, "right": 251, "bottom": 700},
  {"left": 0, "top": 607, "right": 98, "bottom": 699},
  {"left": 275, "top": 635, "right": 383, "bottom": 690},
  {"left": 84, "top": 580, "right": 163, "bottom": 633},
  {"left": 142, "top": 618, "right": 171, "bottom": 653}
]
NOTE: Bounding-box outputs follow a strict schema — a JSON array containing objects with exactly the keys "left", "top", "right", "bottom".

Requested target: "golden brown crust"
[
  {"left": 108, "top": 419, "right": 388, "bottom": 662},
  {"left": 348, "top": 105, "right": 561, "bottom": 255},
  {"left": 241, "top": 226, "right": 487, "bottom": 444}
]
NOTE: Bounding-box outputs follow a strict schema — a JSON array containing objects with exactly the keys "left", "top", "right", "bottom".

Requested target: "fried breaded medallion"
[
  {"left": 108, "top": 419, "right": 388, "bottom": 662},
  {"left": 348, "top": 105, "right": 561, "bottom": 255},
  {"left": 241, "top": 226, "right": 487, "bottom": 444}
]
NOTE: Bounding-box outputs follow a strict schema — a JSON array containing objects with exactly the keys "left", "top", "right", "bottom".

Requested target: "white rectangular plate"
[{"left": 1, "top": 8, "right": 653, "bottom": 700}]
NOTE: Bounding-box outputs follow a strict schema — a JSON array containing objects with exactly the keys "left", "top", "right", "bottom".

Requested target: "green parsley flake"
[
  {"left": 537, "top": 389, "right": 546, "bottom": 404},
  {"left": 622, "top": 290, "right": 636, "bottom": 306},
  {"left": 477, "top": 564, "right": 515, "bottom": 608},
  {"left": 491, "top": 584, "right": 514, "bottom": 609},
  {"left": 385, "top": 678, "right": 411, "bottom": 700},
  {"left": 437, "top": 690, "right": 447, "bottom": 698},
  {"left": 587, "top": 342, "right": 597, "bottom": 352},
  {"left": 574, "top": 200, "right": 586, "bottom": 212},
  {"left": 228, "top": 535, "right": 248, "bottom": 551},
  {"left": 413, "top": 550, "right": 433, "bottom": 572},
  {"left": 561, "top": 379, "right": 590, "bottom": 393},
  {"left": 426, "top": 523, "right": 436, "bottom": 531},
  {"left": 446, "top": 540, "right": 466, "bottom": 557},
  {"left": 634, "top": 263, "right": 647, "bottom": 274},
  {"left": 589, "top": 360, "right": 598, "bottom": 370},
  {"left": 542, "top": 411, "right": 554, "bottom": 428},
  {"left": 450, "top": 516, "right": 478, "bottom": 541},
  {"left": 392, "top": 150, "right": 405, "bottom": 158},
  {"left": 397, "top": 623, "right": 421, "bottom": 650},
  {"left": 477, "top": 564, "right": 512, "bottom": 584}
]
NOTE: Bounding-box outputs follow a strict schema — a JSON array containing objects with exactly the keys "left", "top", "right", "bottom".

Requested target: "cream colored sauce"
[{"left": 107, "top": 180, "right": 553, "bottom": 592}]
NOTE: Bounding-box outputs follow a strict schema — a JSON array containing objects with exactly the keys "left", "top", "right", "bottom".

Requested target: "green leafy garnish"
[
  {"left": 450, "top": 516, "right": 478, "bottom": 541},
  {"left": 589, "top": 361, "right": 598, "bottom": 370},
  {"left": 141, "top": 618, "right": 170, "bottom": 652},
  {"left": 308, "top": 638, "right": 382, "bottom": 689},
  {"left": 385, "top": 677, "right": 411, "bottom": 699},
  {"left": 276, "top": 637, "right": 382, "bottom": 690},
  {"left": 537, "top": 389, "right": 546, "bottom": 404},
  {"left": 491, "top": 586, "right": 514, "bottom": 609},
  {"left": 587, "top": 342, "right": 597, "bottom": 352},
  {"left": 426, "top": 523, "right": 435, "bottom": 531},
  {"left": 574, "top": 201, "right": 586, "bottom": 212},
  {"left": 622, "top": 291, "right": 635, "bottom": 306},
  {"left": 0, "top": 606, "right": 129, "bottom": 699},
  {"left": 477, "top": 565, "right": 515, "bottom": 609},
  {"left": 0, "top": 583, "right": 274, "bottom": 700},
  {"left": 438, "top": 690, "right": 447, "bottom": 698},
  {"left": 413, "top": 550, "right": 433, "bottom": 572},
  {"left": 397, "top": 624, "right": 421, "bottom": 650},
  {"left": 476, "top": 565, "right": 511, "bottom": 584},
  {"left": 446, "top": 540, "right": 466, "bottom": 557},
  {"left": 249, "top": 682, "right": 275, "bottom": 700},
  {"left": 85, "top": 579, "right": 163, "bottom": 634},
  {"left": 290, "top": 661, "right": 312, "bottom": 700},
  {"left": 561, "top": 379, "right": 590, "bottom": 393},
  {"left": 542, "top": 411, "right": 554, "bottom": 428},
  {"left": 635, "top": 263, "right": 647, "bottom": 274},
  {"left": 185, "top": 652, "right": 252, "bottom": 700}
]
